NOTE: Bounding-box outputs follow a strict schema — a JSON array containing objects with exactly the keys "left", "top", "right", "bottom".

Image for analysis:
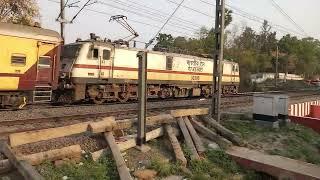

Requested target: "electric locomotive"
[{"left": 56, "top": 34, "right": 240, "bottom": 104}]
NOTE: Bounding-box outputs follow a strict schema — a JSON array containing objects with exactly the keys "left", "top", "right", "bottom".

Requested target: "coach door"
[
  {"left": 37, "top": 56, "right": 53, "bottom": 83},
  {"left": 36, "top": 42, "right": 55, "bottom": 85}
]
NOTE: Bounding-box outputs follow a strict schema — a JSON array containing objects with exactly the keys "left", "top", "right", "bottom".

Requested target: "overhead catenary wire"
[
  {"left": 124, "top": 0, "right": 205, "bottom": 28},
  {"left": 96, "top": 1, "right": 201, "bottom": 32},
  {"left": 47, "top": 0, "right": 197, "bottom": 39},
  {"left": 108, "top": 0, "right": 202, "bottom": 30},
  {"left": 268, "top": 0, "right": 308, "bottom": 36},
  {"left": 198, "top": 0, "right": 306, "bottom": 37},
  {"left": 145, "top": 0, "right": 186, "bottom": 48},
  {"left": 165, "top": 0, "right": 214, "bottom": 18}
]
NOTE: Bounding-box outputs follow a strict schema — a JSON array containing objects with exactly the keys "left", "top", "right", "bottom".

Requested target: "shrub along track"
[{"left": 0, "top": 91, "right": 319, "bottom": 139}]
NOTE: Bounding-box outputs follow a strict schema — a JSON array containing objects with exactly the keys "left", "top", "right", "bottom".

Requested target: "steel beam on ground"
[{"left": 137, "top": 51, "right": 147, "bottom": 146}]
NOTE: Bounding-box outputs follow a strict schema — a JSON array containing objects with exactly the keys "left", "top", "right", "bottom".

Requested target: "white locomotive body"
[{"left": 58, "top": 38, "right": 239, "bottom": 103}]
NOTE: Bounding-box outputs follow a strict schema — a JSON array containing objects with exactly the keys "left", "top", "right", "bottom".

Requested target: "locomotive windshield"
[{"left": 61, "top": 44, "right": 82, "bottom": 59}]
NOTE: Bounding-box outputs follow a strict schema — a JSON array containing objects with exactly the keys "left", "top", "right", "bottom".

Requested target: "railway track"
[
  {"left": 0, "top": 89, "right": 315, "bottom": 112},
  {"left": 0, "top": 91, "right": 319, "bottom": 138}
]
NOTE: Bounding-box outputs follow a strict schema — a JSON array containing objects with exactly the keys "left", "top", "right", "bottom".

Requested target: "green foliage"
[
  {"left": 149, "top": 156, "right": 180, "bottom": 177},
  {"left": 189, "top": 159, "right": 227, "bottom": 179},
  {"left": 37, "top": 155, "right": 119, "bottom": 180},
  {"left": 0, "top": 0, "right": 39, "bottom": 25},
  {"left": 206, "top": 149, "right": 240, "bottom": 174},
  {"left": 268, "top": 124, "right": 320, "bottom": 164},
  {"left": 153, "top": 8, "right": 233, "bottom": 56}
]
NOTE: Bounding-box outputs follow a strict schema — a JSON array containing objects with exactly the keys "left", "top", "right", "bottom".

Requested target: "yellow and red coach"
[{"left": 0, "top": 23, "right": 62, "bottom": 108}]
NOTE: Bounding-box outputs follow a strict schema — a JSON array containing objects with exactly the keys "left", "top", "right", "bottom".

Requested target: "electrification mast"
[{"left": 212, "top": 0, "right": 226, "bottom": 122}]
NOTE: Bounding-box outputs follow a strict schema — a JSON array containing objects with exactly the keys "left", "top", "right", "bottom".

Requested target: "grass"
[
  {"left": 180, "top": 143, "right": 265, "bottom": 180},
  {"left": 149, "top": 156, "right": 181, "bottom": 177},
  {"left": 37, "top": 153, "right": 119, "bottom": 180},
  {"left": 222, "top": 120, "right": 320, "bottom": 165}
]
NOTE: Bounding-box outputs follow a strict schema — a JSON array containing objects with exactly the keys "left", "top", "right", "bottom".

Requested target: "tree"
[
  {"left": 0, "top": 0, "right": 39, "bottom": 26},
  {"left": 225, "top": 8, "right": 233, "bottom": 28},
  {"left": 234, "top": 27, "right": 257, "bottom": 50},
  {"left": 153, "top": 33, "right": 174, "bottom": 51},
  {"left": 257, "top": 20, "right": 277, "bottom": 54}
]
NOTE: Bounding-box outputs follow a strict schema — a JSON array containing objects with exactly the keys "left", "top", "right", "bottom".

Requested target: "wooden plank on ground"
[
  {"left": 171, "top": 108, "right": 209, "bottom": 118},
  {"left": 91, "top": 127, "right": 179, "bottom": 161},
  {"left": 177, "top": 117, "right": 199, "bottom": 160},
  {"left": 104, "top": 132, "right": 133, "bottom": 180},
  {"left": 9, "top": 122, "right": 91, "bottom": 147},
  {"left": 20, "top": 145, "right": 82, "bottom": 165},
  {"left": 227, "top": 146, "right": 320, "bottom": 180},
  {"left": 201, "top": 116, "right": 244, "bottom": 146},
  {"left": 183, "top": 117, "right": 205, "bottom": 155},
  {"left": 0, "top": 141, "right": 44, "bottom": 180},
  {"left": 9, "top": 114, "right": 174, "bottom": 147},
  {"left": 115, "top": 114, "right": 174, "bottom": 130},
  {"left": 165, "top": 124, "right": 187, "bottom": 167},
  {"left": 189, "top": 116, "right": 232, "bottom": 148},
  {"left": 88, "top": 117, "right": 116, "bottom": 133}
]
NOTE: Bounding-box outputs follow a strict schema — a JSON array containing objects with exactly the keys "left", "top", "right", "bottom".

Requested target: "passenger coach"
[{"left": 0, "top": 23, "right": 62, "bottom": 108}]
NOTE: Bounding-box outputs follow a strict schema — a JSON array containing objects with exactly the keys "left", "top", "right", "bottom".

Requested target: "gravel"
[
  {"left": 2, "top": 91, "right": 320, "bottom": 156},
  {"left": 0, "top": 96, "right": 252, "bottom": 122}
]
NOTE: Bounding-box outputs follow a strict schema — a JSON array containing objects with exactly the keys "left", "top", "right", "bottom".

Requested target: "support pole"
[
  {"left": 60, "top": 0, "right": 65, "bottom": 43},
  {"left": 211, "top": 0, "right": 226, "bottom": 122},
  {"left": 137, "top": 51, "right": 147, "bottom": 146},
  {"left": 275, "top": 45, "right": 279, "bottom": 87}
]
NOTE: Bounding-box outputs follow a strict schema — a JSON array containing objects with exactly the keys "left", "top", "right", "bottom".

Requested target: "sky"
[{"left": 37, "top": 0, "right": 320, "bottom": 46}]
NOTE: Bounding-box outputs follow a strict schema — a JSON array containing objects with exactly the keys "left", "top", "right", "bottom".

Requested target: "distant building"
[{"left": 251, "top": 73, "right": 303, "bottom": 83}]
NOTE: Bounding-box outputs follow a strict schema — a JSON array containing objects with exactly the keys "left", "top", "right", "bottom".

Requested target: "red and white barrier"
[{"left": 289, "top": 100, "right": 320, "bottom": 117}]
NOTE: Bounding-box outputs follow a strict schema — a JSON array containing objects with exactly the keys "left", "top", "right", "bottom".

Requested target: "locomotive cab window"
[
  {"left": 103, "top": 50, "right": 111, "bottom": 60},
  {"left": 232, "top": 64, "right": 239, "bottom": 72},
  {"left": 88, "top": 47, "right": 99, "bottom": 59},
  {"left": 11, "top": 54, "right": 26, "bottom": 66},
  {"left": 166, "top": 56, "right": 173, "bottom": 70},
  {"left": 38, "top": 56, "right": 51, "bottom": 69}
]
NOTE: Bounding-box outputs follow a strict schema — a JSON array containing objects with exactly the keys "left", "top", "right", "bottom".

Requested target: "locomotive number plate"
[{"left": 191, "top": 75, "right": 200, "bottom": 81}]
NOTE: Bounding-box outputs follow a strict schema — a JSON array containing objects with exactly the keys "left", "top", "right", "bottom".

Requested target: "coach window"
[
  {"left": 166, "top": 56, "right": 173, "bottom": 70},
  {"left": 38, "top": 56, "right": 51, "bottom": 69},
  {"left": 103, "top": 50, "right": 111, "bottom": 60},
  {"left": 11, "top": 54, "right": 26, "bottom": 66}
]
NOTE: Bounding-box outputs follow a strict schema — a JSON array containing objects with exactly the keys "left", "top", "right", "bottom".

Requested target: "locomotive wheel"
[
  {"left": 158, "top": 89, "right": 171, "bottom": 99},
  {"left": 93, "top": 97, "right": 104, "bottom": 104},
  {"left": 203, "top": 89, "right": 210, "bottom": 98},
  {"left": 117, "top": 92, "right": 129, "bottom": 103},
  {"left": 93, "top": 92, "right": 104, "bottom": 104}
]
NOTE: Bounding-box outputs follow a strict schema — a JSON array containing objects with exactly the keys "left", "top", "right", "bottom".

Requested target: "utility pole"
[
  {"left": 211, "top": 0, "right": 225, "bottom": 122},
  {"left": 137, "top": 51, "right": 147, "bottom": 146},
  {"left": 60, "top": 0, "right": 66, "bottom": 43},
  {"left": 275, "top": 45, "right": 279, "bottom": 87}
]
